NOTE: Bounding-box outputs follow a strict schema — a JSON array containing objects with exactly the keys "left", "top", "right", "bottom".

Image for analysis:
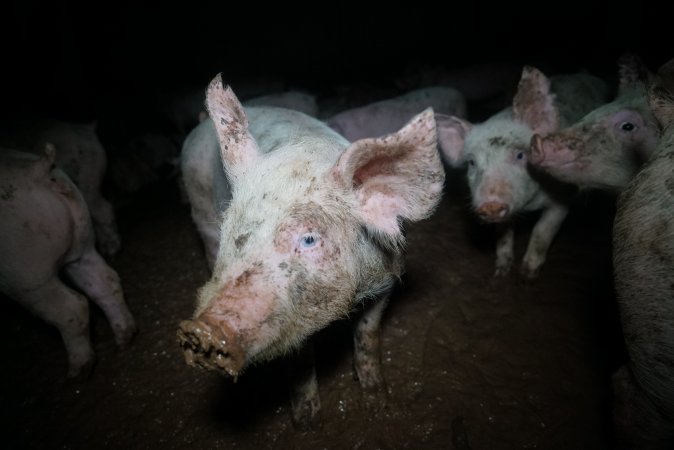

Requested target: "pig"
[
  {"left": 437, "top": 66, "right": 609, "bottom": 278},
  {"left": 177, "top": 74, "right": 444, "bottom": 428},
  {"left": 0, "top": 119, "right": 121, "bottom": 256},
  {"left": 610, "top": 58, "right": 674, "bottom": 449},
  {"left": 529, "top": 54, "right": 659, "bottom": 193},
  {"left": 0, "top": 145, "right": 137, "bottom": 379},
  {"left": 326, "top": 86, "right": 466, "bottom": 141}
]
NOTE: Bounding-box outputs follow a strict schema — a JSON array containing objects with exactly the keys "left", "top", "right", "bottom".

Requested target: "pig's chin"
[{"left": 478, "top": 213, "right": 511, "bottom": 224}]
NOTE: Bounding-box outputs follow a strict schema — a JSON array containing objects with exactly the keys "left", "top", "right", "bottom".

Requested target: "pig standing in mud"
[
  {"left": 178, "top": 74, "right": 444, "bottom": 428},
  {"left": 0, "top": 146, "right": 136, "bottom": 379},
  {"left": 529, "top": 55, "right": 659, "bottom": 193},
  {"left": 611, "top": 58, "right": 674, "bottom": 450},
  {"left": 436, "top": 66, "right": 608, "bottom": 278},
  {"left": 0, "top": 120, "right": 121, "bottom": 256},
  {"left": 326, "top": 86, "right": 466, "bottom": 141}
]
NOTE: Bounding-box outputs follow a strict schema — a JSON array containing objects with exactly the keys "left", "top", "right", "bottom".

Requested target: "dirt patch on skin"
[{"left": 0, "top": 169, "right": 624, "bottom": 449}]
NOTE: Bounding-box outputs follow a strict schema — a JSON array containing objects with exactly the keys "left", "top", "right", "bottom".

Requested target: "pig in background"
[
  {"left": 611, "top": 58, "right": 674, "bottom": 450},
  {"left": 0, "top": 146, "right": 137, "bottom": 379},
  {"left": 326, "top": 86, "right": 466, "bottom": 141},
  {"left": 178, "top": 74, "right": 444, "bottom": 428},
  {"left": 0, "top": 119, "right": 121, "bottom": 257},
  {"left": 530, "top": 54, "right": 659, "bottom": 193},
  {"left": 437, "top": 66, "right": 609, "bottom": 278}
]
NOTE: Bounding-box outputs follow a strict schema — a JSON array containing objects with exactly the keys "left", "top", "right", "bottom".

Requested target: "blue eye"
[{"left": 300, "top": 234, "right": 318, "bottom": 249}]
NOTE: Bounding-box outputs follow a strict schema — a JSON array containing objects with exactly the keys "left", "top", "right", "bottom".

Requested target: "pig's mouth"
[{"left": 177, "top": 319, "right": 246, "bottom": 380}]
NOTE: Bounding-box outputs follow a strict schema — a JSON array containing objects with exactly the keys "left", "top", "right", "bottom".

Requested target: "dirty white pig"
[
  {"left": 530, "top": 54, "right": 658, "bottom": 193},
  {"left": 437, "top": 66, "right": 608, "bottom": 278},
  {"left": 0, "top": 120, "right": 121, "bottom": 256},
  {"left": 178, "top": 74, "right": 444, "bottom": 428},
  {"left": 611, "top": 58, "right": 674, "bottom": 449},
  {"left": 326, "top": 86, "right": 466, "bottom": 141},
  {"left": 0, "top": 146, "right": 136, "bottom": 379}
]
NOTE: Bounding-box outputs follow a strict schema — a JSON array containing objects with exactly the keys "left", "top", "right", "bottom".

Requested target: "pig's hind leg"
[
  {"left": 21, "top": 278, "right": 95, "bottom": 379},
  {"left": 64, "top": 249, "right": 137, "bottom": 348},
  {"left": 288, "top": 343, "right": 320, "bottom": 431}
]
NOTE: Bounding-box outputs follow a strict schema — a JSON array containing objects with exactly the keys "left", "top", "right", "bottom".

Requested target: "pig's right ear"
[
  {"left": 648, "top": 58, "right": 674, "bottom": 127},
  {"left": 618, "top": 53, "right": 653, "bottom": 94},
  {"left": 435, "top": 114, "right": 471, "bottom": 167},
  {"left": 206, "top": 73, "right": 261, "bottom": 183}
]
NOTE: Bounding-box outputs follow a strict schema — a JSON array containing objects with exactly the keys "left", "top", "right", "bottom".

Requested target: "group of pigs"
[{"left": 1, "top": 54, "right": 672, "bottom": 448}]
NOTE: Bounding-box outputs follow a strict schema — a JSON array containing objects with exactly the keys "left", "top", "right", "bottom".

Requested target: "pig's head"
[
  {"left": 529, "top": 58, "right": 659, "bottom": 193},
  {"left": 437, "top": 66, "right": 558, "bottom": 222},
  {"left": 178, "top": 74, "right": 444, "bottom": 378}
]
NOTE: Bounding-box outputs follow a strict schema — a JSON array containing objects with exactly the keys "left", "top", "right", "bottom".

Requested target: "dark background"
[{"left": 3, "top": 1, "right": 672, "bottom": 123}]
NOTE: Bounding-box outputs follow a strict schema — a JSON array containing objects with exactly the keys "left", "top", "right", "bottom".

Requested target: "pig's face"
[
  {"left": 192, "top": 154, "right": 363, "bottom": 369},
  {"left": 463, "top": 119, "right": 538, "bottom": 222},
  {"left": 530, "top": 88, "right": 660, "bottom": 192}
]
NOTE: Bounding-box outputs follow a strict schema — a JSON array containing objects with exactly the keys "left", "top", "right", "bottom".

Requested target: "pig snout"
[
  {"left": 177, "top": 318, "right": 245, "bottom": 378},
  {"left": 529, "top": 134, "right": 546, "bottom": 165},
  {"left": 475, "top": 201, "right": 510, "bottom": 221},
  {"left": 529, "top": 133, "right": 582, "bottom": 168}
]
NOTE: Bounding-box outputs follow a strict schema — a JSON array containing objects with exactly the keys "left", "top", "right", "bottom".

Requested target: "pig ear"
[
  {"left": 648, "top": 58, "right": 674, "bottom": 127},
  {"left": 512, "top": 66, "right": 560, "bottom": 135},
  {"left": 205, "top": 73, "right": 261, "bottom": 182},
  {"left": 435, "top": 113, "right": 472, "bottom": 167},
  {"left": 332, "top": 108, "right": 444, "bottom": 241},
  {"left": 618, "top": 53, "right": 653, "bottom": 94}
]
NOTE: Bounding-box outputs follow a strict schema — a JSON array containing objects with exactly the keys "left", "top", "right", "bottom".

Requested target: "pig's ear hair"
[
  {"left": 435, "top": 114, "right": 472, "bottom": 167},
  {"left": 332, "top": 108, "right": 444, "bottom": 244},
  {"left": 618, "top": 52, "right": 653, "bottom": 94},
  {"left": 512, "top": 66, "right": 560, "bottom": 135},
  {"left": 206, "top": 73, "right": 260, "bottom": 182},
  {"left": 648, "top": 58, "right": 674, "bottom": 127}
]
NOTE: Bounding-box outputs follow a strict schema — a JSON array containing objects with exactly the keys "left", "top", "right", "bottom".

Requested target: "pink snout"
[
  {"left": 529, "top": 133, "right": 582, "bottom": 168},
  {"left": 177, "top": 316, "right": 246, "bottom": 379},
  {"left": 475, "top": 202, "right": 510, "bottom": 222}
]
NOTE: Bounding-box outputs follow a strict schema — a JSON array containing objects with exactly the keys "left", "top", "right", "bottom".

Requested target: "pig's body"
[
  {"left": 437, "top": 68, "right": 609, "bottom": 278},
  {"left": 611, "top": 59, "right": 674, "bottom": 449},
  {"left": 0, "top": 120, "right": 121, "bottom": 256},
  {"left": 327, "top": 86, "right": 466, "bottom": 141},
  {"left": 243, "top": 91, "right": 319, "bottom": 117},
  {"left": 530, "top": 56, "right": 659, "bottom": 193},
  {"left": 0, "top": 147, "right": 136, "bottom": 378},
  {"left": 179, "top": 75, "right": 444, "bottom": 428}
]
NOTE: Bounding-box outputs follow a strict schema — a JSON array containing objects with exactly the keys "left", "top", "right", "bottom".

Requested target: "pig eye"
[
  {"left": 299, "top": 233, "right": 319, "bottom": 249},
  {"left": 466, "top": 158, "right": 475, "bottom": 167},
  {"left": 620, "top": 122, "right": 636, "bottom": 131},
  {"left": 516, "top": 151, "right": 525, "bottom": 160}
]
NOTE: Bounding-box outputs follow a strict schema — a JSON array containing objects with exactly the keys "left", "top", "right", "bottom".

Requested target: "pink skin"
[{"left": 0, "top": 147, "right": 136, "bottom": 379}]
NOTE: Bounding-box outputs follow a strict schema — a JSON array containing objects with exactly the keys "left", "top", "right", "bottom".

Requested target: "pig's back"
[{"left": 550, "top": 73, "right": 609, "bottom": 126}]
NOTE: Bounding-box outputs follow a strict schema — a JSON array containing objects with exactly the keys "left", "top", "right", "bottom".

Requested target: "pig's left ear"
[
  {"left": 512, "top": 66, "right": 560, "bottom": 135},
  {"left": 332, "top": 108, "right": 444, "bottom": 240}
]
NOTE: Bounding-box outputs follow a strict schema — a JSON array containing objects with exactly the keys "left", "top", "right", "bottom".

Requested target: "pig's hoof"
[
  {"left": 98, "top": 236, "right": 122, "bottom": 258},
  {"left": 113, "top": 320, "right": 139, "bottom": 349},
  {"left": 493, "top": 266, "right": 511, "bottom": 277},
  {"left": 291, "top": 403, "right": 322, "bottom": 432},
  {"left": 66, "top": 356, "right": 97, "bottom": 382},
  {"left": 518, "top": 264, "right": 540, "bottom": 282}
]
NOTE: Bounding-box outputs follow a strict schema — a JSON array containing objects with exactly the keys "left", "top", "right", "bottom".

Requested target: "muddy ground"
[{"left": 0, "top": 159, "right": 626, "bottom": 449}]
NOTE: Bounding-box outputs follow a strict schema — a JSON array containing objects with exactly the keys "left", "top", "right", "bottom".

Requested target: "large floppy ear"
[
  {"left": 648, "top": 58, "right": 674, "bottom": 127},
  {"left": 332, "top": 108, "right": 444, "bottom": 242},
  {"left": 435, "top": 113, "right": 472, "bottom": 167},
  {"left": 512, "top": 66, "right": 560, "bottom": 135},
  {"left": 205, "top": 73, "right": 261, "bottom": 183}
]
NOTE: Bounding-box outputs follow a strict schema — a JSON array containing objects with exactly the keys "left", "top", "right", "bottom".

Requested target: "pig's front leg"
[
  {"left": 494, "top": 225, "right": 515, "bottom": 277},
  {"left": 353, "top": 294, "right": 390, "bottom": 409},
  {"left": 64, "top": 248, "right": 137, "bottom": 348},
  {"left": 288, "top": 343, "right": 320, "bottom": 431},
  {"left": 520, "top": 203, "right": 568, "bottom": 279}
]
